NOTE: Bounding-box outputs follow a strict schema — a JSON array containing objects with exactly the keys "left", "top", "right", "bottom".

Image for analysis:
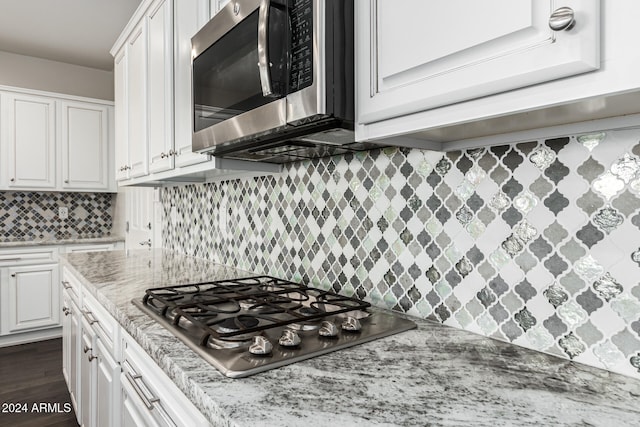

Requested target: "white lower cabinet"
[
  {"left": 61, "top": 266, "right": 209, "bottom": 427},
  {"left": 0, "top": 248, "right": 60, "bottom": 343},
  {"left": 121, "top": 333, "right": 210, "bottom": 427},
  {"left": 6, "top": 263, "right": 60, "bottom": 333}
]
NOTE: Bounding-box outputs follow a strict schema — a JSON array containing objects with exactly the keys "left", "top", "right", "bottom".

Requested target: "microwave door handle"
[{"left": 257, "top": 0, "right": 273, "bottom": 97}]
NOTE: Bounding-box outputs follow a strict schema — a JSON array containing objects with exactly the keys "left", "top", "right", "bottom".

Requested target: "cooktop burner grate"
[{"left": 142, "top": 276, "right": 371, "bottom": 342}]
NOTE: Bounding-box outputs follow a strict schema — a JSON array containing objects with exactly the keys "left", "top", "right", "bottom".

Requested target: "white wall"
[{"left": 0, "top": 50, "right": 113, "bottom": 100}]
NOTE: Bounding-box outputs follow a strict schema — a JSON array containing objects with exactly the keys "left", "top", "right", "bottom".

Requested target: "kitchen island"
[{"left": 60, "top": 249, "right": 640, "bottom": 427}]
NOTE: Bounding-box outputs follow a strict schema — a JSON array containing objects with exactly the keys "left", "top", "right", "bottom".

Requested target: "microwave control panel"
[{"left": 289, "top": 0, "right": 314, "bottom": 92}]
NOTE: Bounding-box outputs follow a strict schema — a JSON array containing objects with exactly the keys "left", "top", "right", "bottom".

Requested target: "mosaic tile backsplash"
[
  {"left": 162, "top": 129, "right": 640, "bottom": 379},
  {"left": 0, "top": 191, "right": 114, "bottom": 241}
]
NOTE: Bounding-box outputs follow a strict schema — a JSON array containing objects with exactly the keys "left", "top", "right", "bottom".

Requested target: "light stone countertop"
[
  {"left": 60, "top": 249, "right": 640, "bottom": 427},
  {"left": 0, "top": 235, "right": 124, "bottom": 248}
]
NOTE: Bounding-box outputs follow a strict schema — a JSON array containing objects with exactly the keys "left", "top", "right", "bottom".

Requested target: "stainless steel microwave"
[{"left": 191, "top": 0, "right": 373, "bottom": 163}]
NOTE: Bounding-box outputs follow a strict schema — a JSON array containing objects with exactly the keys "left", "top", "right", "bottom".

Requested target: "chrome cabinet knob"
[
  {"left": 160, "top": 152, "right": 168, "bottom": 159},
  {"left": 319, "top": 320, "right": 339, "bottom": 337},
  {"left": 278, "top": 329, "right": 301, "bottom": 347},
  {"left": 88, "top": 354, "right": 97, "bottom": 362},
  {"left": 549, "top": 7, "right": 575, "bottom": 31},
  {"left": 249, "top": 336, "right": 272, "bottom": 355},
  {"left": 10, "top": 178, "right": 15, "bottom": 182},
  {"left": 341, "top": 316, "right": 362, "bottom": 332}
]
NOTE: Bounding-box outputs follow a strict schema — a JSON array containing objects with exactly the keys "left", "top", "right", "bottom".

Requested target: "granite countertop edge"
[{"left": 0, "top": 235, "right": 125, "bottom": 248}]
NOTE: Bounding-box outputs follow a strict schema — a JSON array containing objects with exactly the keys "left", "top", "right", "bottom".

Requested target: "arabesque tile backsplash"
[
  {"left": 0, "top": 191, "right": 114, "bottom": 241},
  {"left": 162, "top": 129, "right": 640, "bottom": 379}
]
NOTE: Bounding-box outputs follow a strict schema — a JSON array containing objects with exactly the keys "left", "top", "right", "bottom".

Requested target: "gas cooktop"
[{"left": 132, "top": 276, "right": 416, "bottom": 378}]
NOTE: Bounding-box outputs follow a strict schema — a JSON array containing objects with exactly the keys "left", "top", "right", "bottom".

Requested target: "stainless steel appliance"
[
  {"left": 132, "top": 276, "right": 416, "bottom": 378},
  {"left": 191, "top": 0, "right": 375, "bottom": 163}
]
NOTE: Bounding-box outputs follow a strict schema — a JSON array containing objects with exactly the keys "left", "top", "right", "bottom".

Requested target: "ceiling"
[{"left": 0, "top": 0, "right": 142, "bottom": 71}]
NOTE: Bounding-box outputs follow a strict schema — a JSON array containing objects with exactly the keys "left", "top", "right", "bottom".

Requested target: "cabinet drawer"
[
  {"left": 64, "top": 244, "right": 117, "bottom": 254},
  {"left": 0, "top": 248, "right": 58, "bottom": 266},
  {"left": 61, "top": 266, "right": 82, "bottom": 306},
  {"left": 82, "top": 290, "right": 119, "bottom": 355},
  {"left": 121, "top": 333, "right": 209, "bottom": 427}
]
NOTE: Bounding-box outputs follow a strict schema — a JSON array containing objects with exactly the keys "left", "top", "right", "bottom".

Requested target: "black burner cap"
[{"left": 218, "top": 315, "right": 259, "bottom": 332}]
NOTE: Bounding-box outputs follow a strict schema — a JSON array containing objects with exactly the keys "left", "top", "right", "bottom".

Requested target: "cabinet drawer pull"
[
  {"left": 11, "top": 273, "right": 15, "bottom": 278},
  {"left": 125, "top": 372, "right": 160, "bottom": 410},
  {"left": 82, "top": 310, "right": 99, "bottom": 325},
  {"left": 83, "top": 345, "right": 91, "bottom": 354},
  {"left": 61, "top": 280, "right": 72, "bottom": 290},
  {"left": 62, "top": 307, "right": 70, "bottom": 316},
  {"left": 88, "top": 354, "right": 97, "bottom": 362},
  {"left": 549, "top": 6, "right": 576, "bottom": 31}
]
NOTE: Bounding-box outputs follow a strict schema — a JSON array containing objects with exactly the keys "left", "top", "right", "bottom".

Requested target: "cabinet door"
[
  {"left": 126, "top": 22, "right": 149, "bottom": 178},
  {"left": 357, "top": 0, "right": 600, "bottom": 125},
  {"left": 80, "top": 318, "right": 97, "bottom": 427},
  {"left": 173, "top": 0, "right": 210, "bottom": 167},
  {"left": 95, "top": 338, "right": 120, "bottom": 427},
  {"left": 62, "top": 291, "right": 72, "bottom": 388},
  {"left": 114, "top": 48, "right": 130, "bottom": 181},
  {"left": 148, "top": 0, "right": 175, "bottom": 173},
  {"left": 125, "top": 187, "right": 155, "bottom": 251},
  {"left": 2, "top": 93, "right": 56, "bottom": 188},
  {"left": 69, "top": 299, "right": 81, "bottom": 423},
  {"left": 60, "top": 101, "right": 110, "bottom": 190},
  {"left": 6, "top": 264, "right": 60, "bottom": 333}
]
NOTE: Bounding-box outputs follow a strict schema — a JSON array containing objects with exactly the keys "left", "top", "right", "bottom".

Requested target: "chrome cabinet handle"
[
  {"left": 83, "top": 345, "right": 91, "bottom": 354},
  {"left": 88, "top": 354, "right": 97, "bottom": 362},
  {"left": 125, "top": 372, "right": 160, "bottom": 410},
  {"left": 61, "top": 280, "right": 72, "bottom": 290},
  {"left": 83, "top": 310, "right": 99, "bottom": 325},
  {"left": 549, "top": 7, "right": 575, "bottom": 31},
  {"left": 257, "top": 0, "right": 273, "bottom": 97},
  {"left": 139, "top": 239, "right": 152, "bottom": 247},
  {"left": 10, "top": 273, "right": 15, "bottom": 278},
  {"left": 62, "top": 307, "right": 70, "bottom": 316},
  {"left": 169, "top": 149, "right": 177, "bottom": 156},
  {"left": 160, "top": 152, "right": 168, "bottom": 159}
]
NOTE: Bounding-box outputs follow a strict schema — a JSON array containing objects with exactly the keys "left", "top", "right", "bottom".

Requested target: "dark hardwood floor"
[{"left": 0, "top": 338, "right": 78, "bottom": 427}]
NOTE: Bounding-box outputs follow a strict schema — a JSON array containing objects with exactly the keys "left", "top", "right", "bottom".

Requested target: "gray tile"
[
  {"left": 502, "top": 177, "right": 524, "bottom": 200},
  {"left": 490, "top": 164, "right": 509, "bottom": 184},
  {"left": 502, "top": 206, "right": 523, "bottom": 227},
  {"left": 612, "top": 190, "right": 640, "bottom": 217},
  {"left": 503, "top": 149, "right": 524, "bottom": 171},
  {"left": 478, "top": 152, "right": 497, "bottom": 172},
  {"left": 560, "top": 271, "right": 587, "bottom": 295},
  {"left": 543, "top": 254, "right": 569, "bottom": 278},
  {"left": 577, "top": 157, "right": 606, "bottom": 183},
  {"left": 611, "top": 329, "right": 640, "bottom": 357},
  {"left": 559, "top": 239, "right": 586, "bottom": 263},
  {"left": 543, "top": 189, "right": 570, "bottom": 215},
  {"left": 545, "top": 137, "right": 570, "bottom": 154},
  {"left": 489, "top": 275, "right": 509, "bottom": 296},
  {"left": 576, "top": 222, "right": 605, "bottom": 248},
  {"left": 529, "top": 236, "right": 553, "bottom": 261},
  {"left": 501, "top": 319, "right": 523, "bottom": 341},
  {"left": 515, "top": 250, "right": 538, "bottom": 273},
  {"left": 543, "top": 314, "right": 568, "bottom": 338},
  {"left": 576, "top": 189, "right": 605, "bottom": 216},
  {"left": 477, "top": 261, "right": 496, "bottom": 281},
  {"left": 575, "top": 321, "right": 604, "bottom": 347},
  {"left": 544, "top": 221, "right": 569, "bottom": 246},
  {"left": 489, "top": 302, "right": 510, "bottom": 323}
]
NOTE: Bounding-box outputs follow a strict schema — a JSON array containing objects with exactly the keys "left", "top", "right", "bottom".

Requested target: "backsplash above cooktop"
[
  {"left": 0, "top": 191, "right": 114, "bottom": 241},
  {"left": 162, "top": 128, "right": 640, "bottom": 379}
]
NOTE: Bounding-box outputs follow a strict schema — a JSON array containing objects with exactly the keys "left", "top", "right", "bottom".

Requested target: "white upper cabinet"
[
  {"left": 356, "top": 1, "right": 640, "bottom": 148},
  {"left": 359, "top": 0, "right": 600, "bottom": 125},
  {"left": 2, "top": 93, "right": 56, "bottom": 189},
  {"left": 126, "top": 23, "right": 149, "bottom": 179},
  {"left": 111, "top": 0, "right": 281, "bottom": 187},
  {"left": 114, "top": 48, "right": 130, "bottom": 181},
  {"left": 0, "top": 87, "right": 115, "bottom": 192},
  {"left": 60, "top": 101, "right": 110, "bottom": 190},
  {"left": 173, "top": 0, "right": 210, "bottom": 168},
  {"left": 148, "top": 0, "right": 175, "bottom": 173}
]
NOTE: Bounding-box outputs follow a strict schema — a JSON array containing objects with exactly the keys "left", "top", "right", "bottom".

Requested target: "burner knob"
[
  {"left": 249, "top": 336, "right": 273, "bottom": 356},
  {"left": 278, "top": 329, "right": 301, "bottom": 347},
  {"left": 341, "top": 316, "right": 362, "bottom": 332},
  {"left": 319, "top": 320, "right": 339, "bottom": 337}
]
